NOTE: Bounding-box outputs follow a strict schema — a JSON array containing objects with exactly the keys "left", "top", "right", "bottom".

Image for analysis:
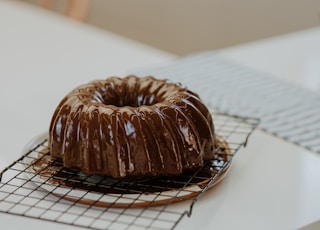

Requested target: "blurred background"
[{"left": 16, "top": 0, "right": 320, "bottom": 55}]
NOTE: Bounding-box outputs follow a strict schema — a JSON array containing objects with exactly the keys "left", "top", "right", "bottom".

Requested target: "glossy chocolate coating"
[{"left": 49, "top": 75, "right": 215, "bottom": 179}]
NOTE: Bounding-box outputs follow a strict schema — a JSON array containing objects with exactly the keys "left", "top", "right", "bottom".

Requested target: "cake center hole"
[{"left": 103, "top": 93, "right": 158, "bottom": 107}]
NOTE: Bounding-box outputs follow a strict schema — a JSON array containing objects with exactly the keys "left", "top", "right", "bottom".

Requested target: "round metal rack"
[{"left": 0, "top": 112, "right": 259, "bottom": 230}]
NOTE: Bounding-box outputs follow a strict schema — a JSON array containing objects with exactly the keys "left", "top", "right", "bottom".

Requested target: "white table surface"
[{"left": 1, "top": 1, "right": 320, "bottom": 229}]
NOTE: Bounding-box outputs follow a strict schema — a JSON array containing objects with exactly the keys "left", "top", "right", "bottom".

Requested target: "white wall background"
[
  {"left": 23, "top": 0, "right": 320, "bottom": 55},
  {"left": 87, "top": 0, "right": 320, "bottom": 55}
]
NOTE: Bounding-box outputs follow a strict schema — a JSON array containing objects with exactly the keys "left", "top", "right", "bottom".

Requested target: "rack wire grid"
[{"left": 0, "top": 112, "right": 259, "bottom": 230}]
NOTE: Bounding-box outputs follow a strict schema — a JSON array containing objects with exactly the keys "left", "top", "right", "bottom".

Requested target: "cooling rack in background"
[{"left": 0, "top": 112, "right": 259, "bottom": 230}]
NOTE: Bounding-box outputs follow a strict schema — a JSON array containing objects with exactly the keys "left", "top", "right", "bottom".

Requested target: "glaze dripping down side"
[{"left": 49, "top": 75, "right": 216, "bottom": 179}]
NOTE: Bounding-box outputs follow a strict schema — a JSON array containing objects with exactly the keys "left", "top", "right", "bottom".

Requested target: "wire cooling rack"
[{"left": 0, "top": 112, "right": 258, "bottom": 230}]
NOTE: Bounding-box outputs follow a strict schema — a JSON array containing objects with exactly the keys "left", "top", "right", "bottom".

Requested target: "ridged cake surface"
[{"left": 49, "top": 75, "right": 215, "bottom": 179}]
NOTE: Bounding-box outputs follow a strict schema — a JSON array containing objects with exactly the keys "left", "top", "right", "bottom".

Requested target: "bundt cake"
[{"left": 49, "top": 75, "right": 215, "bottom": 179}]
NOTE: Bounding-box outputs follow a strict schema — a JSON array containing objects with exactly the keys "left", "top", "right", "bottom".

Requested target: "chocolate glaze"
[{"left": 49, "top": 75, "right": 215, "bottom": 179}]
